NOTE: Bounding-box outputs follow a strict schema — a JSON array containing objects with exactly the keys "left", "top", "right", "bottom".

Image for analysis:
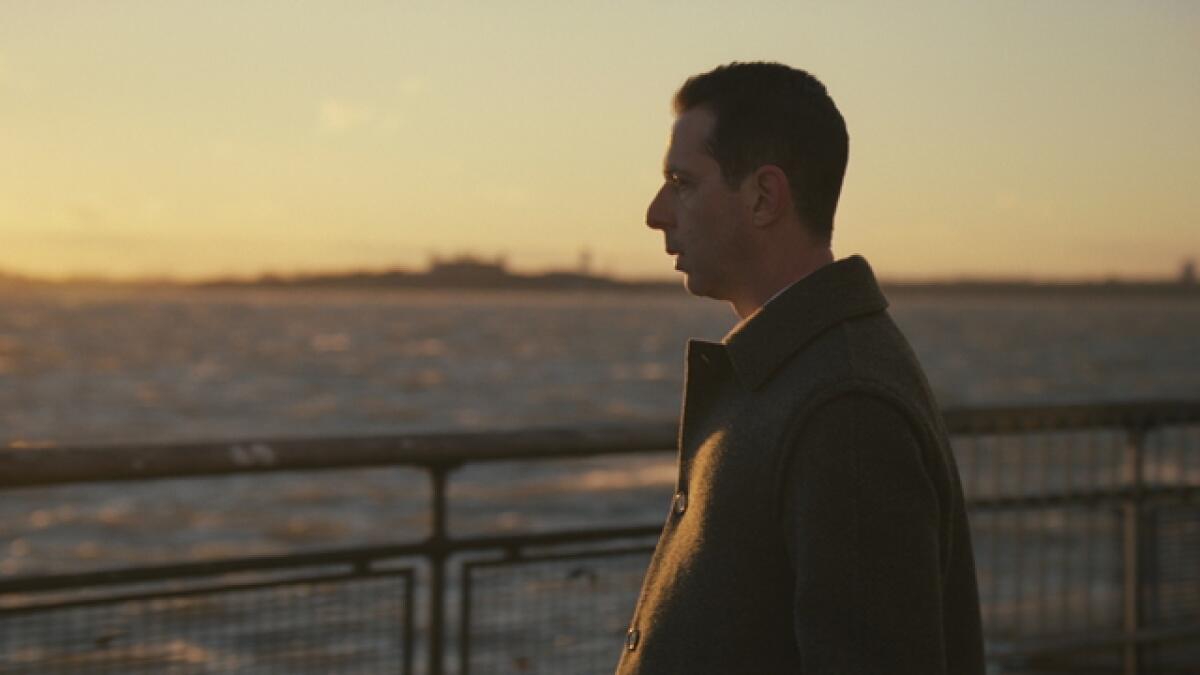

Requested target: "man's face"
[{"left": 646, "top": 107, "right": 753, "bottom": 301}]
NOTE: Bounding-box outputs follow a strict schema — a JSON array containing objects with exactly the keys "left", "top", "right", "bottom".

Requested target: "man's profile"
[{"left": 616, "top": 62, "right": 985, "bottom": 674}]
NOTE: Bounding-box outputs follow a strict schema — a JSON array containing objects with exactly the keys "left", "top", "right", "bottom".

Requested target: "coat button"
[
  {"left": 672, "top": 491, "right": 687, "bottom": 515},
  {"left": 625, "top": 628, "right": 640, "bottom": 651}
]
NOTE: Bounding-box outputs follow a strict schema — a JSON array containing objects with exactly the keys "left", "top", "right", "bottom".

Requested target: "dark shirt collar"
[{"left": 715, "top": 255, "right": 889, "bottom": 390}]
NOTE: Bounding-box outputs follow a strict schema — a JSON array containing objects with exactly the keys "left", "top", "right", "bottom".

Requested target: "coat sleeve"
[{"left": 780, "top": 393, "right": 948, "bottom": 674}]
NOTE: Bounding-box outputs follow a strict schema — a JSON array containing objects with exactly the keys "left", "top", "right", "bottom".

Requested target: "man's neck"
[{"left": 730, "top": 248, "right": 835, "bottom": 319}]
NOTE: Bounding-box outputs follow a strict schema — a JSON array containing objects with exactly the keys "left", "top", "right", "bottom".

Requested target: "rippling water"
[{"left": 2, "top": 286, "right": 1198, "bottom": 446}]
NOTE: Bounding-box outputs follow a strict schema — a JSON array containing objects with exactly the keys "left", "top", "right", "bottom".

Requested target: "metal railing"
[{"left": 1, "top": 401, "right": 1199, "bottom": 674}]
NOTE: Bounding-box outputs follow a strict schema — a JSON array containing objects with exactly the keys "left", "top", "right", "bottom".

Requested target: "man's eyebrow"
[{"left": 663, "top": 165, "right": 691, "bottom": 179}]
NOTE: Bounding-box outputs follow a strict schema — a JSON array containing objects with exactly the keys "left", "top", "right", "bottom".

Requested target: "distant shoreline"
[
  {"left": 881, "top": 280, "right": 1200, "bottom": 297},
  {"left": 196, "top": 275, "right": 1200, "bottom": 297},
  {"left": 4, "top": 252, "right": 1199, "bottom": 297},
  {"left": 3, "top": 274, "right": 1198, "bottom": 298}
]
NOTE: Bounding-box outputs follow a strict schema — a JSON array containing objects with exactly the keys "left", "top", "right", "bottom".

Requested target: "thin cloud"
[
  {"left": 319, "top": 99, "right": 376, "bottom": 132},
  {"left": 11, "top": 227, "right": 147, "bottom": 250},
  {"left": 72, "top": 203, "right": 110, "bottom": 227}
]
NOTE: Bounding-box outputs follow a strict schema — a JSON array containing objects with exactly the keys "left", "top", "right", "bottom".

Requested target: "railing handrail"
[
  {"left": 3, "top": 399, "right": 1199, "bottom": 489},
  {"left": 0, "top": 524, "right": 665, "bottom": 598}
]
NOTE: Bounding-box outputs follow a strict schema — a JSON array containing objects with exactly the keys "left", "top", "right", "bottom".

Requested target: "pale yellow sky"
[{"left": 1, "top": 1, "right": 1197, "bottom": 281}]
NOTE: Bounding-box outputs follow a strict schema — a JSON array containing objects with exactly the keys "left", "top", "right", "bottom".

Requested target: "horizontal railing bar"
[
  {"left": 0, "top": 546, "right": 415, "bottom": 595},
  {"left": 0, "top": 424, "right": 677, "bottom": 489},
  {"left": 941, "top": 399, "right": 1200, "bottom": 435},
  {"left": 0, "top": 524, "right": 664, "bottom": 595},
  {"left": 2, "top": 400, "right": 1198, "bottom": 489},
  {"left": 967, "top": 485, "right": 1200, "bottom": 511},
  {"left": 449, "top": 525, "right": 662, "bottom": 554},
  {"left": 467, "top": 543, "right": 657, "bottom": 569},
  {"left": 0, "top": 568, "right": 414, "bottom": 618}
]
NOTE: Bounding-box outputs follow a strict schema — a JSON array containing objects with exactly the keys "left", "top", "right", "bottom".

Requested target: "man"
[{"left": 616, "top": 62, "right": 985, "bottom": 674}]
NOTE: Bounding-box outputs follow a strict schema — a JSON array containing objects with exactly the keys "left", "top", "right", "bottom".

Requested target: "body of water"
[{"left": 2, "top": 286, "right": 1197, "bottom": 446}]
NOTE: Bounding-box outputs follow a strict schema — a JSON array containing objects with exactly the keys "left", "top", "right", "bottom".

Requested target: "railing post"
[
  {"left": 428, "top": 463, "right": 452, "bottom": 675},
  {"left": 1121, "top": 426, "right": 1146, "bottom": 675}
]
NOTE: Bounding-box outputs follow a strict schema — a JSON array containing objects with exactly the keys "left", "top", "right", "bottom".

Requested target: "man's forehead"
[
  {"left": 666, "top": 107, "right": 716, "bottom": 166},
  {"left": 670, "top": 108, "right": 715, "bottom": 146}
]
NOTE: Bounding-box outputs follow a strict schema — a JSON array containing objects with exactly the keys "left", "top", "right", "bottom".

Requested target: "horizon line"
[{"left": 1, "top": 263, "right": 1195, "bottom": 289}]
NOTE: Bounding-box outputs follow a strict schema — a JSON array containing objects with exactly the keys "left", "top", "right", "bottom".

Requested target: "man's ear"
[{"left": 748, "top": 165, "right": 792, "bottom": 227}]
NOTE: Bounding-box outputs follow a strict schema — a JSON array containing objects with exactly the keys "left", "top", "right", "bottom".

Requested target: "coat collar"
[{"left": 717, "top": 255, "right": 889, "bottom": 391}]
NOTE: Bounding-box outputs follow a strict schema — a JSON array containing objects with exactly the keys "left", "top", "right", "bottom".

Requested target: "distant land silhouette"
[
  {"left": 197, "top": 255, "right": 677, "bottom": 293},
  {"left": 2, "top": 255, "right": 1198, "bottom": 297}
]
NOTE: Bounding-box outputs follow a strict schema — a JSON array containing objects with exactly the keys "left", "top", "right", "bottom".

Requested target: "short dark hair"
[{"left": 674, "top": 62, "right": 848, "bottom": 242}]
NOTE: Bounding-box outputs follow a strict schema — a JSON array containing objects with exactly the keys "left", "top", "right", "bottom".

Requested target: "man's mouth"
[{"left": 666, "top": 246, "right": 682, "bottom": 270}]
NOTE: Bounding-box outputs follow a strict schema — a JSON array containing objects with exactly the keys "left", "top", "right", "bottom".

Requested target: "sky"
[{"left": 1, "top": 1, "right": 1197, "bottom": 282}]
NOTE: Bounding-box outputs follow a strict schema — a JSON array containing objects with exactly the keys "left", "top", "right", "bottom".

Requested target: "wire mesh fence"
[
  {"left": 955, "top": 421, "right": 1200, "bottom": 673},
  {"left": 459, "top": 547, "right": 652, "bottom": 675},
  {"left": 0, "top": 571, "right": 414, "bottom": 675}
]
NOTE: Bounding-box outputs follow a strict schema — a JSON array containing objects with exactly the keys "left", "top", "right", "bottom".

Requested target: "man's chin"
[{"left": 682, "top": 273, "right": 719, "bottom": 299}]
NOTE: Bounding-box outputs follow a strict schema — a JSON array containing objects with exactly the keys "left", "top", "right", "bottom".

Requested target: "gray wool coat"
[{"left": 615, "top": 256, "right": 985, "bottom": 674}]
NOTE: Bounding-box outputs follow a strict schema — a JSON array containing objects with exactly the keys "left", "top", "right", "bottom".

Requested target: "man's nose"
[{"left": 645, "top": 184, "right": 673, "bottom": 231}]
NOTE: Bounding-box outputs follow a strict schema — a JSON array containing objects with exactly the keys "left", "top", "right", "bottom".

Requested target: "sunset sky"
[{"left": 1, "top": 2, "right": 1197, "bottom": 281}]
